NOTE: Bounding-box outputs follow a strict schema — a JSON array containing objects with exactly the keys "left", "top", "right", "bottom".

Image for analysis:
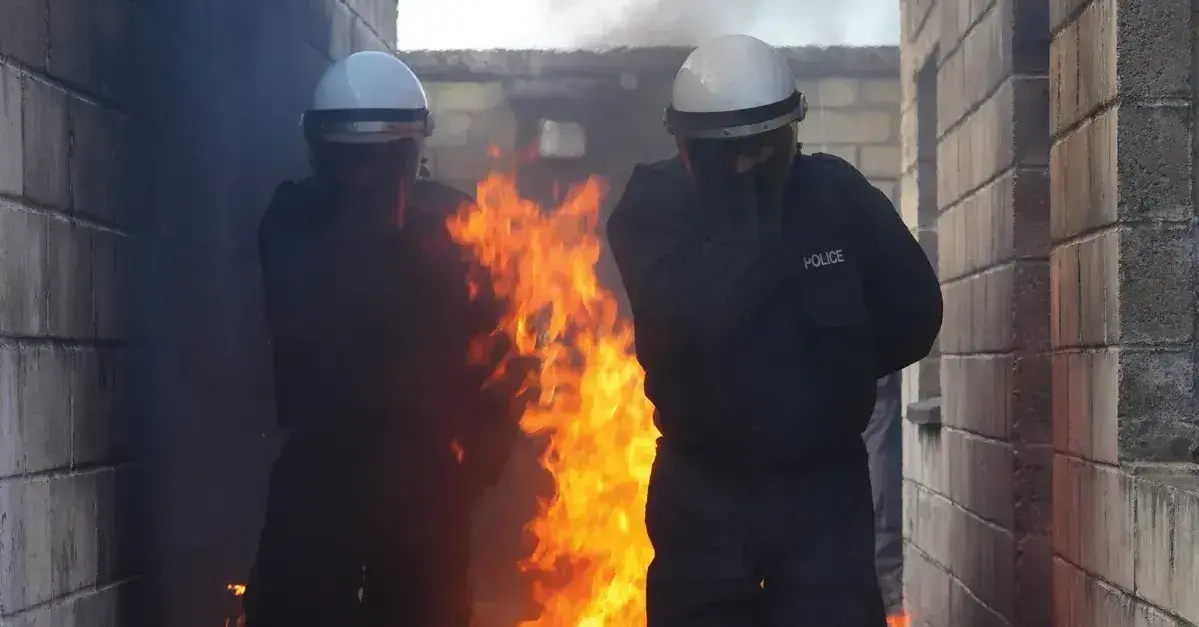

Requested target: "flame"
[
  {"left": 227, "top": 584, "right": 246, "bottom": 597},
  {"left": 447, "top": 160, "right": 658, "bottom": 625},
  {"left": 887, "top": 612, "right": 909, "bottom": 627}
]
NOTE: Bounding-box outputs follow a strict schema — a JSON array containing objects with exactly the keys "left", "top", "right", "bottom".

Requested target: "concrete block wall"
[
  {"left": 1, "top": 0, "right": 143, "bottom": 623},
  {"left": 898, "top": 0, "right": 1055, "bottom": 625},
  {"left": 0, "top": 1, "right": 397, "bottom": 626},
  {"left": 1049, "top": 0, "right": 1199, "bottom": 623}
]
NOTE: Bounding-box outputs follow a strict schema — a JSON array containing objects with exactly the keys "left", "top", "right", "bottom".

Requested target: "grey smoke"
[
  {"left": 545, "top": 0, "right": 898, "bottom": 47},
  {"left": 396, "top": 0, "right": 899, "bottom": 50}
]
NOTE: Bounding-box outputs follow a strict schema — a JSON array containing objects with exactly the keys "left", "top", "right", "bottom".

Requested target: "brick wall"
[
  {"left": 898, "top": 0, "right": 1055, "bottom": 625},
  {"left": 1049, "top": 0, "right": 1199, "bottom": 623},
  {"left": 902, "top": 0, "right": 1199, "bottom": 624},
  {"left": 399, "top": 46, "right": 902, "bottom": 621},
  {"left": 0, "top": 0, "right": 144, "bottom": 623},
  {"left": 0, "top": 1, "right": 396, "bottom": 626}
]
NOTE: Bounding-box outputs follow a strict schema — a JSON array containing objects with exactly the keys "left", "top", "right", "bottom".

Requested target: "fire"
[{"left": 447, "top": 163, "right": 658, "bottom": 625}]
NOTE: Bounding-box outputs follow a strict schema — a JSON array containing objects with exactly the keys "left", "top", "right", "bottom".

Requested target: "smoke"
[{"left": 395, "top": 0, "right": 899, "bottom": 50}]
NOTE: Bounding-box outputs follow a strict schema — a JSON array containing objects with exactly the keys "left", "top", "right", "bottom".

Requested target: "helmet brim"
[
  {"left": 302, "top": 107, "right": 433, "bottom": 144},
  {"left": 664, "top": 91, "right": 807, "bottom": 139}
]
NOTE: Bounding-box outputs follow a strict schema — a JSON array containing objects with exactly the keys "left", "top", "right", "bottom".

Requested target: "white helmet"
[
  {"left": 302, "top": 51, "right": 434, "bottom": 145},
  {"left": 664, "top": 35, "right": 807, "bottom": 139}
]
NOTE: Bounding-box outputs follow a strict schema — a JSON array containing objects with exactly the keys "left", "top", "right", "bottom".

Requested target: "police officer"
[
  {"left": 244, "top": 51, "right": 534, "bottom": 627},
  {"left": 605, "top": 35, "right": 942, "bottom": 626}
]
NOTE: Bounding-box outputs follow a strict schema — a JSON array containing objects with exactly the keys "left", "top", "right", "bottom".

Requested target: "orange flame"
[
  {"left": 887, "top": 612, "right": 909, "bottom": 627},
  {"left": 448, "top": 163, "right": 658, "bottom": 625}
]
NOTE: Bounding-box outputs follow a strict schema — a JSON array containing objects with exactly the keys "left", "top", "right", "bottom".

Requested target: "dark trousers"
[
  {"left": 244, "top": 433, "right": 473, "bottom": 627},
  {"left": 863, "top": 373, "right": 903, "bottom": 613},
  {"left": 645, "top": 440, "right": 886, "bottom": 627}
]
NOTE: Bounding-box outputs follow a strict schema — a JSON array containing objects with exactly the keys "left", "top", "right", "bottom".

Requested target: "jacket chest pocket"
[{"left": 798, "top": 254, "right": 873, "bottom": 368}]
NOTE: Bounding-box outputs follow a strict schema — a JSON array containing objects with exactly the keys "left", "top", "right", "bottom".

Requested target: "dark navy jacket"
[
  {"left": 258, "top": 178, "right": 516, "bottom": 487},
  {"left": 605, "top": 152, "right": 942, "bottom": 469}
]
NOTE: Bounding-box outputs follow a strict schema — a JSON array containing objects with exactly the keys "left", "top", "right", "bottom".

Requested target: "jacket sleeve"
[
  {"left": 257, "top": 182, "right": 296, "bottom": 337},
  {"left": 842, "top": 171, "right": 943, "bottom": 376},
  {"left": 451, "top": 193, "right": 533, "bottom": 490},
  {"left": 605, "top": 163, "right": 794, "bottom": 340}
]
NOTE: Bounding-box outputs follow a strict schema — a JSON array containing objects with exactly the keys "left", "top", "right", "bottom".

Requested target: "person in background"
[
  {"left": 605, "top": 34, "right": 942, "bottom": 627},
  {"left": 864, "top": 372, "right": 905, "bottom": 617},
  {"left": 244, "top": 51, "right": 536, "bottom": 627}
]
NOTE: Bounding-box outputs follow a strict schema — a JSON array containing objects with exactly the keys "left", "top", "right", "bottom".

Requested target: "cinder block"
[
  {"left": 1169, "top": 483, "right": 1199, "bottom": 624},
  {"left": 904, "top": 543, "right": 952, "bottom": 627},
  {"left": 0, "top": 0, "right": 48, "bottom": 69},
  {"left": 1115, "top": 104, "right": 1194, "bottom": 223},
  {"left": 1114, "top": 0, "right": 1193, "bottom": 102},
  {"left": 1, "top": 583, "right": 119, "bottom": 627},
  {"left": 70, "top": 97, "right": 137, "bottom": 224},
  {"left": 1009, "top": 166, "right": 1050, "bottom": 259},
  {"left": 21, "top": 78, "right": 70, "bottom": 210},
  {"left": 1131, "top": 475, "right": 1175, "bottom": 611},
  {"left": 800, "top": 110, "right": 894, "bottom": 145},
  {"left": 1012, "top": 77, "right": 1050, "bottom": 167},
  {"left": 17, "top": 345, "right": 74, "bottom": 475},
  {"left": 899, "top": 106, "right": 919, "bottom": 172},
  {"left": 1009, "top": 0, "right": 1051, "bottom": 76},
  {"left": 0, "top": 346, "right": 20, "bottom": 478},
  {"left": 948, "top": 567, "right": 1010, "bottom": 627},
  {"left": 95, "top": 466, "right": 139, "bottom": 582},
  {"left": 45, "top": 219, "right": 95, "bottom": 339},
  {"left": 0, "top": 201, "right": 49, "bottom": 336},
  {"left": 859, "top": 145, "right": 901, "bottom": 178},
  {"left": 1054, "top": 348, "right": 1121, "bottom": 463},
  {"left": 327, "top": 0, "right": 355, "bottom": 59},
  {"left": 860, "top": 79, "right": 902, "bottom": 106},
  {"left": 426, "top": 82, "right": 507, "bottom": 113},
  {"left": 1050, "top": 0, "right": 1091, "bottom": 33},
  {"left": 1049, "top": 18, "right": 1076, "bottom": 137},
  {"left": 948, "top": 428, "right": 1016, "bottom": 527},
  {"left": 1051, "top": 557, "right": 1169, "bottom": 627},
  {"left": 904, "top": 354, "right": 941, "bottom": 404},
  {"left": 92, "top": 232, "right": 132, "bottom": 341},
  {"left": 899, "top": 171, "right": 918, "bottom": 227},
  {"left": 0, "top": 64, "right": 22, "bottom": 195},
  {"left": 1114, "top": 349, "right": 1195, "bottom": 463},
  {"left": 426, "top": 110, "right": 473, "bottom": 148},
  {"left": 1013, "top": 533, "right": 1053, "bottom": 625},
  {"left": 1080, "top": 464, "right": 1136, "bottom": 590},
  {"left": 71, "top": 347, "right": 114, "bottom": 468},
  {"left": 1072, "top": 0, "right": 1116, "bottom": 123},
  {"left": 941, "top": 354, "right": 1010, "bottom": 438},
  {"left": 1115, "top": 225, "right": 1194, "bottom": 346},
  {"left": 1052, "top": 455, "right": 1081, "bottom": 564},
  {"left": 811, "top": 77, "right": 859, "bottom": 108},
  {"left": 0, "top": 472, "right": 102, "bottom": 612},
  {"left": 905, "top": 418, "right": 947, "bottom": 493},
  {"left": 47, "top": 0, "right": 133, "bottom": 104},
  {"left": 960, "top": 2, "right": 1007, "bottom": 115}
]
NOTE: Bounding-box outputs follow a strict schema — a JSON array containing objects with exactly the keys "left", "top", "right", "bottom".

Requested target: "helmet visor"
[
  {"left": 679, "top": 124, "right": 798, "bottom": 230},
  {"left": 311, "top": 138, "right": 422, "bottom": 197}
]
